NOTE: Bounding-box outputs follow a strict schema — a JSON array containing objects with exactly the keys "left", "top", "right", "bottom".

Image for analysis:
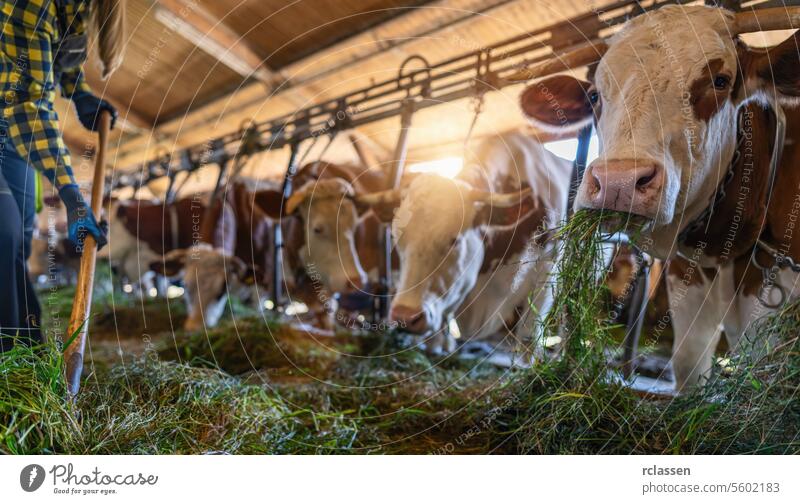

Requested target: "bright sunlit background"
[
  {"left": 405, "top": 136, "right": 599, "bottom": 180},
  {"left": 407, "top": 156, "right": 464, "bottom": 179},
  {"left": 543, "top": 135, "right": 600, "bottom": 163}
]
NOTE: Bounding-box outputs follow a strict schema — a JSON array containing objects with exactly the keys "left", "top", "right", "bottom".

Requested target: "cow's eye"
[
  {"left": 312, "top": 225, "right": 324, "bottom": 235},
  {"left": 713, "top": 75, "right": 730, "bottom": 90},
  {"left": 588, "top": 90, "right": 600, "bottom": 105}
]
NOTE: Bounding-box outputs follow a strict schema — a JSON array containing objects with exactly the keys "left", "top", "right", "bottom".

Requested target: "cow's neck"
[{"left": 680, "top": 103, "right": 798, "bottom": 267}]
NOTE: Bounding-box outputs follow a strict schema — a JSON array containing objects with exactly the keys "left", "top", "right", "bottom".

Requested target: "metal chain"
[{"left": 677, "top": 120, "right": 745, "bottom": 241}]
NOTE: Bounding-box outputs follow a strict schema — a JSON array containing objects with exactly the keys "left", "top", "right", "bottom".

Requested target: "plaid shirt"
[{"left": 1, "top": 0, "right": 92, "bottom": 189}]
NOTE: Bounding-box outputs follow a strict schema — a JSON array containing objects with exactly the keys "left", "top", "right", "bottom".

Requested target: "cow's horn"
[
  {"left": 504, "top": 42, "right": 608, "bottom": 83},
  {"left": 471, "top": 187, "right": 533, "bottom": 208},
  {"left": 733, "top": 7, "right": 800, "bottom": 35},
  {"left": 285, "top": 190, "right": 308, "bottom": 215},
  {"left": 354, "top": 188, "right": 402, "bottom": 207}
]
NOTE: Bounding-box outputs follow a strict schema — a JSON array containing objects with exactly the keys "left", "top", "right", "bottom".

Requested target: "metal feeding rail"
[{"left": 109, "top": 0, "right": 790, "bottom": 376}]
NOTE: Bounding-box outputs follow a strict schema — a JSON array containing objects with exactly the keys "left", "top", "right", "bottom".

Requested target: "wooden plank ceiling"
[{"left": 64, "top": 0, "right": 623, "bottom": 189}]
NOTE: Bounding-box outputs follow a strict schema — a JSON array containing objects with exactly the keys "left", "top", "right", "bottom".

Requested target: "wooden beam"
[{"left": 155, "top": 0, "right": 279, "bottom": 87}]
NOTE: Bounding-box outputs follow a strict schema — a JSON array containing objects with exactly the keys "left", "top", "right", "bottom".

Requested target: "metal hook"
[
  {"left": 397, "top": 54, "right": 432, "bottom": 98},
  {"left": 752, "top": 252, "right": 787, "bottom": 309}
]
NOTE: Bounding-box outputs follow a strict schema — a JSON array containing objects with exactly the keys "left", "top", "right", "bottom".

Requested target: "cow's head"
[
  {"left": 151, "top": 244, "right": 254, "bottom": 331},
  {"left": 358, "top": 173, "right": 534, "bottom": 336},
  {"left": 518, "top": 5, "right": 800, "bottom": 257},
  {"left": 282, "top": 178, "right": 369, "bottom": 294}
]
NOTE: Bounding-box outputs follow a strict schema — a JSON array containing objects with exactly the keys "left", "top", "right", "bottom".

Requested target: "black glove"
[{"left": 73, "top": 92, "right": 118, "bottom": 131}]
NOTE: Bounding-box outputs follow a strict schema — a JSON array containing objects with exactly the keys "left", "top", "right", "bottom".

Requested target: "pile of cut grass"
[
  {"left": 540, "top": 210, "right": 628, "bottom": 373},
  {"left": 0, "top": 343, "right": 361, "bottom": 454},
  {"left": 489, "top": 210, "right": 800, "bottom": 454},
  {"left": 491, "top": 327, "right": 799, "bottom": 454}
]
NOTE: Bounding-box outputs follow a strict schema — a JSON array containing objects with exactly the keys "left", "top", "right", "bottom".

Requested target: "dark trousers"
[{"left": 0, "top": 130, "right": 41, "bottom": 351}]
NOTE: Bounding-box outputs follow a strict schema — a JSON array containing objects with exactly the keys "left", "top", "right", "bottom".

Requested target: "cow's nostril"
[
  {"left": 590, "top": 169, "right": 603, "bottom": 194},
  {"left": 635, "top": 165, "right": 659, "bottom": 190}
]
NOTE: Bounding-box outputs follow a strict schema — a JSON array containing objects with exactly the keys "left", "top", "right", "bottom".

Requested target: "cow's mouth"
[{"left": 582, "top": 210, "right": 654, "bottom": 235}]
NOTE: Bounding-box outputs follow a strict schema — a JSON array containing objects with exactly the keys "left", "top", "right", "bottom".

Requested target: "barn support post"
[
  {"left": 274, "top": 141, "right": 301, "bottom": 309},
  {"left": 163, "top": 170, "right": 178, "bottom": 204},
  {"left": 376, "top": 98, "right": 416, "bottom": 321}
]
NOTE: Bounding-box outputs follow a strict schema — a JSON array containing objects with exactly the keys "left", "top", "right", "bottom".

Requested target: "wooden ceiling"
[{"left": 67, "top": 0, "right": 790, "bottom": 195}]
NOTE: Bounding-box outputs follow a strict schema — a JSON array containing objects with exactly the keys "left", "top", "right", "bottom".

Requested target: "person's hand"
[
  {"left": 59, "top": 184, "right": 108, "bottom": 252},
  {"left": 72, "top": 92, "right": 118, "bottom": 131}
]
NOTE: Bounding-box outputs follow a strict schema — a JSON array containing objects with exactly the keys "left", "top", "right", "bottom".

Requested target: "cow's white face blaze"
[
  {"left": 157, "top": 245, "right": 251, "bottom": 331},
  {"left": 295, "top": 194, "right": 367, "bottom": 294},
  {"left": 577, "top": 7, "right": 743, "bottom": 254},
  {"left": 390, "top": 175, "right": 486, "bottom": 334}
]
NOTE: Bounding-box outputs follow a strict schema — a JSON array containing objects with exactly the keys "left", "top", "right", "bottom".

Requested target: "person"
[{"left": 0, "top": 0, "right": 125, "bottom": 350}]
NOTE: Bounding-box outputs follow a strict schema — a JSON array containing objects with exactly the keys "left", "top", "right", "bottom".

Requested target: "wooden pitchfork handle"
[{"left": 64, "top": 111, "right": 111, "bottom": 398}]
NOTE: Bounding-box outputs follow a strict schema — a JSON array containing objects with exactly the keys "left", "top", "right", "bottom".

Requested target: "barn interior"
[{"left": 1, "top": 0, "right": 799, "bottom": 455}]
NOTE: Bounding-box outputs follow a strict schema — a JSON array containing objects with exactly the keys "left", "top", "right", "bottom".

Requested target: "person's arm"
[
  {"left": 59, "top": 67, "right": 119, "bottom": 131},
  {"left": 59, "top": 67, "right": 93, "bottom": 99}
]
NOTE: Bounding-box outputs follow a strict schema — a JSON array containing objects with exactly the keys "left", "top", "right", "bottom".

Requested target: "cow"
[
  {"left": 358, "top": 131, "right": 572, "bottom": 355},
  {"left": 157, "top": 161, "right": 391, "bottom": 332},
  {"left": 101, "top": 193, "right": 236, "bottom": 296},
  {"left": 152, "top": 183, "right": 271, "bottom": 331},
  {"left": 516, "top": 5, "right": 800, "bottom": 390}
]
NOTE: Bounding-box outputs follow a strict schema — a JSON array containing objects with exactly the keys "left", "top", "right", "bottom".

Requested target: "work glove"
[
  {"left": 72, "top": 91, "right": 118, "bottom": 131},
  {"left": 59, "top": 184, "right": 108, "bottom": 252}
]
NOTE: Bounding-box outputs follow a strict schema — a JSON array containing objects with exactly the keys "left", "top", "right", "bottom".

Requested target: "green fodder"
[
  {"left": 274, "top": 335, "right": 507, "bottom": 453},
  {"left": 540, "top": 210, "right": 627, "bottom": 374},
  {"left": 74, "top": 355, "right": 360, "bottom": 454},
  {"left": 494, "top": 324, "right": 799, "bottom": 454},
  {"left": 0, "top": 343, "right": 361, "bottom": 454},
  {"left": 492, "top": 209, "right": 800, "bottom": 454},
  {"left": 0, "top": 343, "right": 77, "bottom": 454},
  {"left": 159, "top": 318, "right": 350, "bottom": 376}
]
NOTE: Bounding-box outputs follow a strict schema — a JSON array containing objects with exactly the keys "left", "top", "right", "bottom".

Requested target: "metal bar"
[
  {"left": 274, "top": 142, "right": 301, "bottom": 308},
  {"left": 567, "top": 124, "right": 593, "bottom": 216},
  {"left": 622, "top": 254, "right": 651, "bottom": 378},
  {"left": 120, "top": 0, "right": 721, "bottom": 177},
  {"left": 378, "top": 99, "right": 416, "bottom": 320}
]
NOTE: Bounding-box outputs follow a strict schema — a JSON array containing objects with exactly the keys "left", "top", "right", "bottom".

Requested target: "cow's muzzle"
[
  {"left": 579, "top": 158, "right": 664, "bottom": 219},
  {"left": 389, "top": 304, "right": 428, "bottom": 334}
]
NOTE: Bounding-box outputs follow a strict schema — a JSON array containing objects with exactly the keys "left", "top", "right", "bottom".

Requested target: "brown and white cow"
[
  {"left": 257, "top": 161, "right": 394, "bottom": 327},
  {"left": 358, "top": 131, "right": 572, "bottom": 354},
  {"left": 517, "top": 5, "right": 800, "bottom": 390},
  {"left": 162, "top": 161, "right": 390, "bottom": 331},
  {"left": 154, "top": 183, "right": 272, "bottom": 331},
  {"left": 100, "top": 194, "right": 236, "bottom": 295}
]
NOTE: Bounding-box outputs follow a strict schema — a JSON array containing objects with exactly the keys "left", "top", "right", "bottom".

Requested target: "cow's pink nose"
[
  {"left": 390, "top": 304, "right": 427, "bottom": 334},
  {"left": 582, "top": 159, "right": 664, "bottom": 219}
]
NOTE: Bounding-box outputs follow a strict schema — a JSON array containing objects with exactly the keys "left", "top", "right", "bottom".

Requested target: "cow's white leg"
[{"left": 668, "top": 265, "right": 730, "bottom": 391}]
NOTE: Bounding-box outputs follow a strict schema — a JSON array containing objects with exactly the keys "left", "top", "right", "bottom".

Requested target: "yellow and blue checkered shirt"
[{"left": 1, "top": 0, "right": 92, "bottom": 189}]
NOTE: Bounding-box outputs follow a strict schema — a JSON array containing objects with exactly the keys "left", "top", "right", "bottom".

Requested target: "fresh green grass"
[
  {"left": 3, "top": 225, "right": 799, "bottom": 455},
  {"left": 0, "top": 342, "right": 361, "bottom": 454},
  {"left": 489, "top": 210, "right": 800, "bottom": 454}
]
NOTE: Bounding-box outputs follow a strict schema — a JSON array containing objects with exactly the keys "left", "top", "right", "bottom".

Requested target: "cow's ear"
[
  {"left": 520, "top": 75, "right": 594, "bottom": 134},
  {"left": 151, "top": 249, "right": 187, "bottom": 277},
  {"left": 744, "top": 31, "right": 800, "bottom": 103},
  {"left": 253, "top": 189, "right": 286, "bottom": 219}
]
